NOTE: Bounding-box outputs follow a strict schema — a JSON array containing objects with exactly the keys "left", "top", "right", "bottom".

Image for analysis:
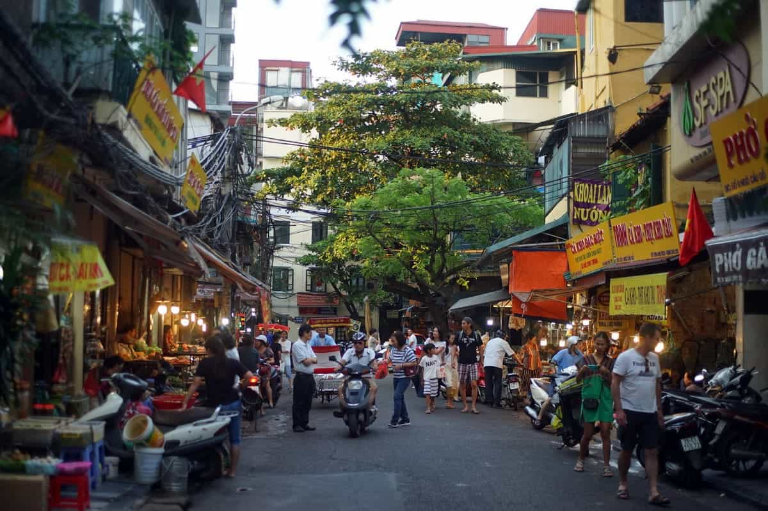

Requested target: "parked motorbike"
[
  {"left": 77, "top": 373, "right": 232, "bottom": 480},
  {"left": 329, "top": 356, "right": 377, "bottom": 437},
  {"left": 636, "top": 410, "right": 704, "bottom": 487},
  {"left": 242, "top": 374, "right": 263, "bottom": 430},
  {"left": 524, "top": 367, "right": 577, "bottom": 430},
  {"left": 698, "top": 365, "right": 765, "bottom": 403},
  {"left": 501, "top": 357, "right": 521, "bottom": 410}
]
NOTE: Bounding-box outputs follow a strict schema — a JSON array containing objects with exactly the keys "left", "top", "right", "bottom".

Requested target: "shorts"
[
  {"left": 282, "top": 360, "right": 292, "bottom": 378},
  {"left": 220, "top": 399, "right": 242, "bottom": 445},
  {"left": 423, "top": 378, "right": 439, "bottom": 397},
  {"left": 458, "top": 363, "right": 478, "bottom": 383},
  {"left": 618, "top": 410, "right": 660, "bottom": 451}
]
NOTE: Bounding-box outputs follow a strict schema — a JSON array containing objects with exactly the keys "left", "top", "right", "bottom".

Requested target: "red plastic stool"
[{"left": 49, "top": 474, "right": 91, "bottom": 511}]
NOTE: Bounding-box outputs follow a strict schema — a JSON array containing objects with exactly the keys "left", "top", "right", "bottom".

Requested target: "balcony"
[
  {"left": 207, "top": 47, "right": 234, "bottom": 78},
  {"left": 207, "top": 9, "right": 235, "bottom": 42}
]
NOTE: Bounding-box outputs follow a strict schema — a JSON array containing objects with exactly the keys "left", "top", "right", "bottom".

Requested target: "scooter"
[
  {"left": 636, "top": 411, "right": 704, "bottom": 488},
  {"left": 329, "top": 356, "right": 377, "bottom": 438},
  {"left": 524, "top": 367, "right": 578, "bottom": 430},
  {"left": 501, "top": 357, "right": 521, "bottom": 410},
  {"left": 77, "top": 373, "right": 233, "bottom": 480},
  {"left": 242, "top": 374, "right": 263, "bottom": 431}
]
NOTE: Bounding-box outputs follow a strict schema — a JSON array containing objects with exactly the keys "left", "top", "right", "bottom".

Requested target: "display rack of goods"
[
  {"left": 55, "top": 421, "right": 105, "bottom": 448},
  {"left": 11, "top": 417, "right": 73, "bottom": 448}
]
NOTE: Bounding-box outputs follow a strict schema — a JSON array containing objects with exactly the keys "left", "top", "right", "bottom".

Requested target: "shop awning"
[
  {"left": 477, "top": 215, "right": 568, "bottom": 265},
  {"left": 509, "top": 250, "right": 569, "bottom": 321},
  {"left": 706, "top": 227, "right": 768, "bottom": 287},
  {"left": 191, "top": 238, "right": 268, "bottom": 294},
  {"left": 448, "top": 289, "right": 511, "bottom": 312},
  {"left": 74, "top": 178, "right": 202, "bottom": 276}
]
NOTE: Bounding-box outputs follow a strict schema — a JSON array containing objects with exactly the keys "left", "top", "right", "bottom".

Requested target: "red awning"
[{"left": 509, "top": 250, "right": 568, "bottom": 321}]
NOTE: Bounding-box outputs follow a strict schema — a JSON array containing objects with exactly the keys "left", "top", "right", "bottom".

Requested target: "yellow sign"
[
  {"left": 710, "top": 95, "right": 768, "bottom": 197},
  {"left": 49, "top": 243, "right": 115, "bottom": 294},
  {"left": 610, "top": 202, "right": 680, "bottom": 265},
  {"left": 127, "top": 57, "right": 184, "bottom": 166},
  {"left": 181, "top": 154, "right": 207, "bottom": 214},
  {"left": 25, "top": 140, "right": 78, "bottom": 209},
  {"left": 609, "top": 273, "right": 668, "bottom": 317},
  {"left": 595, "top": 317, "right": 633, "bottom": 331},
  {"left": 565, "top": 221, "right": 613, "bottom": 278}
]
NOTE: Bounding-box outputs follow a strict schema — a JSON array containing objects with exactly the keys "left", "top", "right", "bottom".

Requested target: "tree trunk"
[{"left": 426, "top": 299, "right": 449, "bottom": 336}]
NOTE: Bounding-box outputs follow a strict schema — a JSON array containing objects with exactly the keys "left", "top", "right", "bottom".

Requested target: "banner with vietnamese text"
[
  {"left": 572, "top": 179, "right": 611, "bottom": 226},
  {"left": 609, "top": 273, "right": 667, "bottom": 317}
]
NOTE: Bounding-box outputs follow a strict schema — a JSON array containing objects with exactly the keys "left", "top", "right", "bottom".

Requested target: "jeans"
[
  {"left": 220, "top": 400, "right": 242, "bottom": 445},
  {"left": 292, "top": 373, "right": 315, "bottom": 428},
  {"left": 484, "top": 366, "right": 503, "bottom": 406},
  {"left": 392, "top": 377, "right": 411, "bottom": 424}
]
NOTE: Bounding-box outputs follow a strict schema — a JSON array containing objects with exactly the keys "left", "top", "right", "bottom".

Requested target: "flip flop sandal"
[
  {"left": 603, "top": 467, "right": 614, "bottom": 477},
  {"left": 648, "top": 495, "right": 671, "bottom": 507},
  {"left": 461, "top": 409, "right": 470, "bottom": 413},
  {"left": 574, "top": 461, "right": 585, "bottom": 472},
  {"left": 616, "top": 488, "right": 630, "bottom": 500},
  {"left": 471, "top": 409, "right": 480, "bottom": 414}
]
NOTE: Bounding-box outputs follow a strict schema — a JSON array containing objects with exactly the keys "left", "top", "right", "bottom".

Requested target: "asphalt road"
[{"left": 191, "top": 376, "right": 757, "bottom": 511}]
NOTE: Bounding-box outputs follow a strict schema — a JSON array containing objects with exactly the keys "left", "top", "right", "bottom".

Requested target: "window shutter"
[{"left": 288, "top": 269, "right": 294, "bottom": 292}]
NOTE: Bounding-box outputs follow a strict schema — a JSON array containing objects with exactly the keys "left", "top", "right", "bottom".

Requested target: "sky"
[{"left": 232, "top": 0, "right": 578, "bottom": 100}]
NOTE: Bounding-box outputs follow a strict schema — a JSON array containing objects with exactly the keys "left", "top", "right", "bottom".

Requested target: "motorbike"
[
  {"left": 242, "top": 374, "right": 263, "bottom": 431},
  {"left": 636, "top": 410, "right": 704, "bottom": 488},
  {"left": 329, "top": 356, "right": 377, "bottom": 437},
  {"left": 524, "top": 366, "right": 583, "bottom": 447},
  {"left": 501, "top": 357, "right": 521, "bottom": 410},
  {"left": 77, "top": 373, "right": 233, "bottom": 480}
]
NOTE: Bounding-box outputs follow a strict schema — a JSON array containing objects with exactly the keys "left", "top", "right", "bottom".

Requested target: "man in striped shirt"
[{"left": 388, "top": 331, "right": 418, "bottom": 428}]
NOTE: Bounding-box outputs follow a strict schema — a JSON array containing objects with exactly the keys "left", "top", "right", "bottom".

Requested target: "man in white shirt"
[
  {"left": 291, "top": 324, "right": 318, "bottom": 433},
  {"left": 406, "top": 328, "right": 418, "bottom": 350},
  {"left": 335, "top": 332, "right": 378, "bottom": 411},
  {"left": 612, "top": 322, "right": 667, "bottom": 506},
  {"left": 481, "top": 330, "right": 515, "bottom": 408}
]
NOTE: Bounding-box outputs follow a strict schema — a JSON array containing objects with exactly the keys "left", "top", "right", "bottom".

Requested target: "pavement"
[{"left": 184, "top": 376, "right": 765, "bottom": 511}]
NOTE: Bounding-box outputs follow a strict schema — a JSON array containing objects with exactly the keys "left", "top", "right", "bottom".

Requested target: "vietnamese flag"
[
  {"left": 679, "top": 188, "right": 714, "bottom": 266},
  {"left": 173, "top": 47, "right": 215, "bottom": 112}
]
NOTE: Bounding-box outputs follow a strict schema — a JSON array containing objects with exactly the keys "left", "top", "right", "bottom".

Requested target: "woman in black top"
[{"left": 183, "top": 336, "right": 253, "bottom": 477}]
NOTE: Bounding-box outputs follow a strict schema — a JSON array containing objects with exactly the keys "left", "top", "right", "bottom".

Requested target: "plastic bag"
[{"left": 375, "top": 361, "right": 389, "bottom": 379}]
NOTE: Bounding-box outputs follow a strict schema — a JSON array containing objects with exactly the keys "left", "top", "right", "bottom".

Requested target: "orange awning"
[{"left": 509, "top": 250, "right": 568, "bottom": 321}]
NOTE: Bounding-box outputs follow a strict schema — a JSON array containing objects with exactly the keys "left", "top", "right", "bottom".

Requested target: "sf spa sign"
[
  {"left": 611, "top": 202, "right": 680, "bottom": 265},
  {"left": 565, "top": 221, "right": 613, "bottom": 279},
  {"left": 710, "top": 95, "right": 768, "bottom": 197},
  {"left": 609, "top": 273, "right": 668, "bottom": 317}
]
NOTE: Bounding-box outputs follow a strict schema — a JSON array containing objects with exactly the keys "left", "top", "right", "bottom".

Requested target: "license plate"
[
  {"left": 509, "top": 382, "right": 519, "bottom": 390},
  {"left": 681, "top": 436, "right": 701, "bottom": 452},
  {"left": 715, "top": 420, "right": 726, "bottom": 435}
]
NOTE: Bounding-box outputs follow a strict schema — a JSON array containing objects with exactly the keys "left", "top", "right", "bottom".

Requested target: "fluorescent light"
[
  {"left": 202, "top": 324, "right": 207, "bottom": 333},
  {"left": 582, "top": 318, "right": 591, "bottom": 326},
  {"left": 190, "top": 313, "right": 196, "bottom": 322}
]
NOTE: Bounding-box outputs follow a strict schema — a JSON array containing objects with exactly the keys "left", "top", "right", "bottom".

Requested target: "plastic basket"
[
  {"left": 25, "top": 459, "right": 61, "bottom": 475},
  {"left": 0, "top": 459, "right": 26, "bottom": 473},
  {"left": 57, "top": 461, "right": 92, "bottom": 475}
]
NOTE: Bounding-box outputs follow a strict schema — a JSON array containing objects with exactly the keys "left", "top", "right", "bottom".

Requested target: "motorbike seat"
[{"left": 153, "top": 407, "right": 213, "bottom": 427}]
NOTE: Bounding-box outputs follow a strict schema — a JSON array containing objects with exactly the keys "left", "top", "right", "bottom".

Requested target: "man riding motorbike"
[{"left": 334, "top": 332, "right": 378, "bottom": 415}]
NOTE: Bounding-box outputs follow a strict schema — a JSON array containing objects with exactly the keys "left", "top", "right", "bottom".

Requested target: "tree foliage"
[{"left": 254, "top": 41, "right": 534, "bottom": 207}]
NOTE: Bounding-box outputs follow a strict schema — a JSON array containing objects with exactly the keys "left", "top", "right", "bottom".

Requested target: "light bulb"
[
  {"left": 611, "top": 331, "right": 620, "bottom": 341},
  {"left": 486, "top": 318, "right": 494, "bottom": 326},
  {"left": 170, "top": 305, "right": 180, "bottom": 315},
  {"left": 582, "top": 318, "right": 591, "bottom": 326},
  {"left": 655, "top": 341, "right": 664, "bottom": 353},
  {"left": 202, "top": 323, "right": 207, "bottom": 333},
  {"left": 221, "top": 317, "right": 230, "bottom": 326},
  {"left": 558, "top": 339, "right": 565, "bottom": 347},
  {"left": 633, "top": 335, "right": 639, "bottom": 344},
  {"left": 180, "top": 317, "right": 190, "bottom": 327},
  {"left": 190, "top": 313, "right": 196, "bottom": 322},
  {"left": 197, "top": 318, "right": 204, "bottom": 326},
  {"left": 157, "top": 304, "right": 168, "bottom": 316},
  {"left": 251, "top": 308, "right": 256, "bottom": 313},
  {"left": 246, "top": 327, "right": 252, "bottom": 333},
  {"left": 539, "top": 339, "right": 547, "bottom": 346},
  {"left": 566, "top": 323, "right": 573, "bottom": 329}
]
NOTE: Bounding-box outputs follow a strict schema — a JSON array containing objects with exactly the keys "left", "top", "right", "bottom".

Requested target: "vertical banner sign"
[
  {"left": 25, "top": 139, "right": 79, "bottom": 209},
  {"left": 260, "top": 290, "right": 272, "bottom": 324},
  {"left": 127, "top": 56, "right": 185, "bottom": 166},
  {"left": 709, "top": 95, "right": 768, "bottom": 197},
  {"left": 610, "top": 202, "right": 680, "bottom": 265},
  {"left": 609, "top": 273, "right": 668, "bottom": 317},
  {"left": 49, "top": 243, "right": 115, "bottom": 294},
  {"left": 565, "top": 221, "right": 613, "bottom": 278},
  {"left": 572, "top": 179, "right": 612, "bottom": 226},
  {"left": 181, "top": 154, "right": 206, "bottom": 214}
]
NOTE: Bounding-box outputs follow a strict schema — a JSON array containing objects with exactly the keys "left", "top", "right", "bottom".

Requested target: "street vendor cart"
[{"left": 312, "top": 345, "right": 344, "bottom": 404}]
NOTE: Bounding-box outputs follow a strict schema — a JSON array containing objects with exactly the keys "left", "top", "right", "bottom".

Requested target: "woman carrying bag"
[{"left": 574, "top": 332, "right": 615, "bottom": 476}]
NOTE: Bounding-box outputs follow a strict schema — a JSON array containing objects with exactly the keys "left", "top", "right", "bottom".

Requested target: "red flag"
[
  {"left": 173, "top": 47, "right": 215, "bottom": 112},
  {"left": 0, "top": 108, "right": 19, "bottom": 138},
  {"left": 679, "top": 188, "right": 714, "bottom": 266}
]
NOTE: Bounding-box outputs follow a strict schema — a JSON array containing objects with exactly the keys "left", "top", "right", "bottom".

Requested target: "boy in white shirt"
[{"left": 419, "top": 343, "right": 441, "bottom": 414}]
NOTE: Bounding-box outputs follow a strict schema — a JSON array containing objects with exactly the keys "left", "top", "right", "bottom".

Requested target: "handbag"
[
  {"left": 582, "top": 374, "right": 603, "bottom": 410},
  {"left": 404, "top": 365, "right": 418, "bottom": 378}
]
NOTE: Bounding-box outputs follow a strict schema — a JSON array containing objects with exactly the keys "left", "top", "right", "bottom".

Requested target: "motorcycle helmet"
[{"left": 351, "top": 332, "right": 367, "bottom": 344}]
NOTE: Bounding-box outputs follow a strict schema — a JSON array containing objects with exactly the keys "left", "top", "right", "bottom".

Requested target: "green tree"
[
  {"left": 255, "top": 41, "right": 534, "bottom": 206},
  {"left": 333, "top": 168, "right": 541, "bottom": 330}
]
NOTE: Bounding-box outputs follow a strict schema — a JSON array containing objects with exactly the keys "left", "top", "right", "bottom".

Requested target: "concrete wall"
[{"left": 471, "top": 68, "right": 566, "bottom": 125}]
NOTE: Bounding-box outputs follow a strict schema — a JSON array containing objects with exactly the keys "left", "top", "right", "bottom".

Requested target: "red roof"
[
  {"left": 396, "top": 20, "right": 507, "bottom": 46},
  {"left": 516, "top": 9, "right": 586, "bottom": 45},
  {"left": 404, "top": 20, "right": 506, "bottom": 29},
  {"left": 463, "top": 44, "right": 538, "bottom": 55},
  {"left": 258, "top": 59, "right": 310, "bottom": 69}
]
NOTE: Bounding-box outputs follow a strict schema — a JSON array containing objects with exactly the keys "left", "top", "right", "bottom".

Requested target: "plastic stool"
[
  {"left": 49, "top": 474, "right": 90, "bottom": 511},
  {"left": 92, "top": 440, "right": 105, "bottom": 485},
  {"left": 60, "top": 443, "right": 101, "bottom": 489}
]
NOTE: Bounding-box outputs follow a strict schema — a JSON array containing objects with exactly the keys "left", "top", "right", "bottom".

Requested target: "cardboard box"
[{"left": 0, "top": 474, "right": 49, "bottom": 511}]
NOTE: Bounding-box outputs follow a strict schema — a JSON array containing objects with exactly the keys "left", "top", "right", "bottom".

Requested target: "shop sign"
[
  {"left": 610, "top": 202, "right": 680, "bottom": 264},
  {"left": 292, "top": 316, "right": 305, "bottom": 323},
  {"left": 127, "top": 56, "right": 184, "bottom": 166},
  {"left": 595, "top": 318, "right": 632, "bottom": 331},
  {"left": 181, "top": 154, "right": 206, "bottom": 214},
  {"left": 571, "top": 179, "right": 612, "bottom": 226},
  {"left": 296, "top": 292, "right": 340, "bottom": 307},
  {"left": 679, "top": 42, "right": 750, "bottom": 147},
  {"left": 260, "top": 290, "right": 272, "bottom": 323},
  {"left": 25, "top": 140, "right": 78, "bottom": 209},
  {"left": 706, "top": 230, "right": 768, "bottom": 286},
  {"left": 641, "top": 315, "right": 670, "bottom": 327},
  {"left": 49, "top": 243, "right": 115, "bottom": 294},
  {"left": 386, "top": 310, "right": 400, "bottom": 319},
  {"left": 307, "top": 316, "right": 352, "bottom": 328},
  {"left": 609, "top": 273, "right": 668, "bottom": 317},
  {"left": 566, "top": 221, "right": 613, "bottom": 278},
  {"left": 710, "top": 95, "right": 768, "bottom": 197}
]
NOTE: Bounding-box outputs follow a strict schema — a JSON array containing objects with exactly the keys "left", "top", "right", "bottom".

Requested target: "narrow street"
[{"left": 191, "top": 379, "right": 754, "bottom": 511}]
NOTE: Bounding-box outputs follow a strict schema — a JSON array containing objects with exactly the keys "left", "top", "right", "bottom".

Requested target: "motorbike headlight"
[{"left": 347, "top": 380, "right": 363, "bottom": 390}]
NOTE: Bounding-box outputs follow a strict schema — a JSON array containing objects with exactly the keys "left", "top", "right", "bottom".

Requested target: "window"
[
  {"left": 540, "top": 39, "right": 560, "bottom": 51},
  {"left": 305, "top": 269, "right": 325, "bottom": 292},
  {"left": 516, "top": 71, "right": 548, "bottom": 98},
  {"left": 272, "top": 267, "right": 294, "bottom": 292},
  {"left": 466, "top": 34, "right": 490, "bottom": 46},
  {"left": 311, "top": 222, "right": 328, "bottom": 244},
  {"left": 290, "top": 71, "right": 303, "bottom": 90},
  {"left": 131, "top": 0, "right": 162, "bottom": 44},
  {"left": 273, "top": 221, "right": 290, "bottom": 245},
  {"left": 266, "top": 70, "right": 278, "bottom": 87},
  {"left": 587, "top": 6, "right": 594, "bottom": 53},
  {"left": 625, "top": 0, "right": 663, "bottom": 23},
  {"left": 350, "top": 276, "right": 365, "bottom": 291}
]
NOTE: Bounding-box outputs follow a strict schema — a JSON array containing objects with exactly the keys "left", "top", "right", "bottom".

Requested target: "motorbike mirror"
[{"left": 329, "top": 356, "right": 338, "bottom": 362}]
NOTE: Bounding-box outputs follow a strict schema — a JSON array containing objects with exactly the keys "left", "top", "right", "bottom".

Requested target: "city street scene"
[{"left": 0, "top": 0, "right": 766, "bottom": 510}]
